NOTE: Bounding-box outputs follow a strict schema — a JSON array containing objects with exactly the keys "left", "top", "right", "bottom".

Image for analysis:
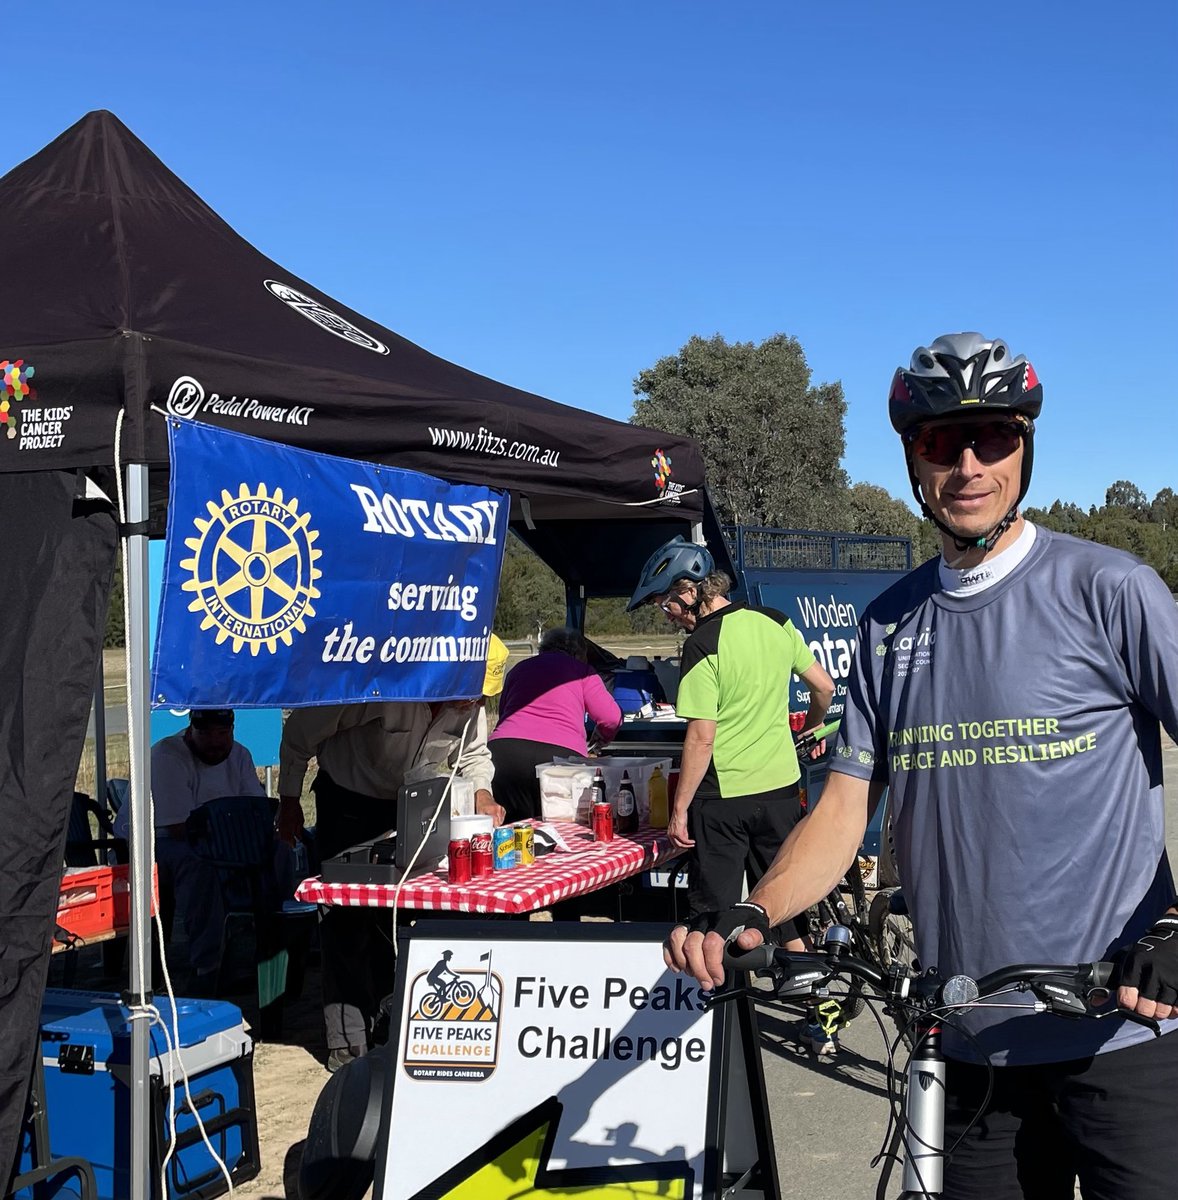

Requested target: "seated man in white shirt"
[{"left": 149, "top": 708, "right": 265, "bottom": 988}]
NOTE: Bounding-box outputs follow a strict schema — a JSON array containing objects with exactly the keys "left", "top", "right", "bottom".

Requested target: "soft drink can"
[
  {"left": 447, "top": 838, "right": 471, "bottom": 884},
  {"left": 492, "top": 825, "right": 517, "bottom": 870},
  {"left": 470, "top": 831, "right": 493, "bottom": 878},
  {"left": 514, "top": 824, "right": 535, "bottom": 866},
  {"left": 592, "top": 801, "right": 614, "bottom": 843}
]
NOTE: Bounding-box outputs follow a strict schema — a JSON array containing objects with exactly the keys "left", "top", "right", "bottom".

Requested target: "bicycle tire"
[
  {"left": 419, "top": 991, "right": 444, "bottom": 1020},
  {"left": 868, "top": 887, "right": 919, "bottom": 1047},
  {"left": 450, "top": 979, "right": 477, "bottom": 1008}
]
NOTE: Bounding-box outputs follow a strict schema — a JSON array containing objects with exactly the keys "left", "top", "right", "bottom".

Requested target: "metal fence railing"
[{"left": 721, "top": 525, "right": 912, "bottom": 573}]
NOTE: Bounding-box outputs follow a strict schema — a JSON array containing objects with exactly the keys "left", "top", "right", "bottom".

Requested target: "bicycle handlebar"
[
  {"left": 720, "top": 939, "right": 1153, "bottom": 1032},
  {"left": 793, "top": 719, "right": 841, "bottom": 755}
]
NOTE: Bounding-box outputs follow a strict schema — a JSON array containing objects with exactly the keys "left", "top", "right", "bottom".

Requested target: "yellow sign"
[{"left": 419, "top": 1097, "right": 691, "bottom": 1200}]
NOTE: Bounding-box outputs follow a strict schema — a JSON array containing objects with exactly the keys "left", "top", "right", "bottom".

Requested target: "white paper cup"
[{"left": 451, "top": 814, "right": 494, "bottom": 842}]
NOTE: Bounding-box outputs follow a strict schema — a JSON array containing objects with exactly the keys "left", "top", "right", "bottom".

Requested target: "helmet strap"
[{"left": 906, "top": 456, "right": 1024, "bottom": 558}]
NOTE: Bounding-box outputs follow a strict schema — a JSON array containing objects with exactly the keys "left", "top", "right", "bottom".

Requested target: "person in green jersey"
[{"left": 629, "top": 537, "right": 835, "bottom": 1049}]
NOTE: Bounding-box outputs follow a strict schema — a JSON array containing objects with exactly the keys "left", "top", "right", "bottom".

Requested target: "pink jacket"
[{"left": 489, "top": 652, "right": 622, "bottom": 754}]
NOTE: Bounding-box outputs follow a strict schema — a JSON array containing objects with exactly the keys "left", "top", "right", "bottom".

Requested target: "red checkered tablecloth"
[{"left": 295, "top": 821, "right": 684, "bottom": 915}]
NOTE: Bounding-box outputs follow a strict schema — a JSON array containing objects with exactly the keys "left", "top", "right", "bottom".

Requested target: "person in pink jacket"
[{"left": 489, "top": 627, "right": 623, "bottom": 822}]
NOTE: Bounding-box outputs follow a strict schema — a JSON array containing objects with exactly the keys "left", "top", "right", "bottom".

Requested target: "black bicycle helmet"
[
  {"left": 627, "top": 535, "right": 714, "bottom": 612},
  {"left": 890, "top": 332, "right": 1043, "bottom": 553},
  {"left": 889, "top": 332, "right": 1042, "bottom": 434}
]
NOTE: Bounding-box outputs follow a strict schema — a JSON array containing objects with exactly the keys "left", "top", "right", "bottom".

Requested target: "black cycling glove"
[
  {"left": 688, "top": 900, "right": 773, "bottom": 945},
  {"left": 1115, "top": 914, "right": 1178, "bottom": 1008}
]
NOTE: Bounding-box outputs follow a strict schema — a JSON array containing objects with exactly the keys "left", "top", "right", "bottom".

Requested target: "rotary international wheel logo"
[{"left": 180, "top": 483, "right": 323, "bottom": 655}]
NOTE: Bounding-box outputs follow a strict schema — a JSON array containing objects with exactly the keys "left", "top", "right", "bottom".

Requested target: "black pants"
[
  {"left": 313, "top": 771, "right": 397, "bottom": 1053},
  {"left": 942, "top": 1030, "right": 1178, "bottom": 1199},
  {"left": 687, "top": 788, "right": 805, "bottom": 942},
  {"left": 489, "top": 737, "right": 579, "bottom": 823}
]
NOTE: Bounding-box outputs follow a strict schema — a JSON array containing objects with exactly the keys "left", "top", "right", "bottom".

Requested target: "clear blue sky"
[{"left": 6, "top": 2, "right": 1175, "bottom": 513}]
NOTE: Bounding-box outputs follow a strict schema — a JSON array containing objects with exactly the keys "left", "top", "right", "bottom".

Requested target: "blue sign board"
[
  {"left": 752, "top": 569, "right": 907, "bottom": 720},
  {"left": 151, "top": 418, "right": 507, "bottom": 710}
]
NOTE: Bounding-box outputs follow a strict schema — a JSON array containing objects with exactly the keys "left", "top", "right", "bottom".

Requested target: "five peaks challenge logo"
[
  {"left": 180, "top": 482, "right": 323, "bottom": 656},
  {"left": 403, "top": 949, "right": 503, "bottom": 1081}
]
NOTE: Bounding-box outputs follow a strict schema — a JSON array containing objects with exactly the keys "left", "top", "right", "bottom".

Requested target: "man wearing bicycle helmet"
[
  {"left": 672, "top": 334, "right": 1178, "bottom": 1197},
  {"left": 630, "top": 536, "right": 835, "bottom": 1049}
]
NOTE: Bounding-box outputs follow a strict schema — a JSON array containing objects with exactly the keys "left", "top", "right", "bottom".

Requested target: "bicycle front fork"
[{"left": 899, "top": 1018, "right": 945, "bottom": 1198}]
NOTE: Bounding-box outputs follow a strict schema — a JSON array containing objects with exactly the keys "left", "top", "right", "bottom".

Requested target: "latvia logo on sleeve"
[{"left": 402, "top": 949, "right": 503, "bottom": 1081}]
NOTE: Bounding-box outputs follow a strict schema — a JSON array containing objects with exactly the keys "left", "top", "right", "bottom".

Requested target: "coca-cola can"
[
  {"left": 447, "top": 838, "right": 472, "bottom": 885},
  {"left": 470, "top": 832, "right": 493, "bottom": 878},
  {"left": 592, "top": 801, "right": 614, "bottom": 843}
]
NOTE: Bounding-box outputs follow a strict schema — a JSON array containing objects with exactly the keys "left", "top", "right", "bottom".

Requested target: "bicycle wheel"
[
  {"left": 450, "top": 979, "right": 477, "bottom": 1008},
  {"left": 419, "top": 991, "right": 444, "bottom": 1019},
  {"left": 868, "top": 887, "right": 918, "bottom": 1046},
  {"left": 808, "top": 865, "right": 872, "bottom": 1021}
]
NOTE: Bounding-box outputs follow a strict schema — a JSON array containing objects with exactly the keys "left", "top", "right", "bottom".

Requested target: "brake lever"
[
  {"left": 1090, "top": 1005, "right": 1162, "bottom": 1037},
  {"left": 1030, "top": 979, "right": 1163, "bottom": 1037},
  {"left": 702, "top": 986, "right": 760, "bottom": 1009}
]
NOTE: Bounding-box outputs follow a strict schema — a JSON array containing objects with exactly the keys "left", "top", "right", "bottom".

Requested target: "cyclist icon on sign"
[{"left": 421, "top": 951, "right": 476, "bottom": 1017}]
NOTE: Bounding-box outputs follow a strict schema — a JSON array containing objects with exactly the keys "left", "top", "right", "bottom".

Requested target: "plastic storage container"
[
  {"left": 56, "top": 866, "right": 115, "bottom": 940},
  {"left": 110, "top": 863, "right": 159, "bottom": 930},
  {"left": 554, "top": 756, "right": 673, "bottom": 825},
  {"left": 18, "top": 989, "right": 259, "bottom": 1200}
]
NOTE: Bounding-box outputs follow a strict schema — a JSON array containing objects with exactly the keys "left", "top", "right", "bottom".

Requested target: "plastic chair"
[
  {"left": 186, "top": 795, "right": 316, "bottom": 1036},
  {"left": 65, "top": 791, "right": 126, "bottom": 868}
]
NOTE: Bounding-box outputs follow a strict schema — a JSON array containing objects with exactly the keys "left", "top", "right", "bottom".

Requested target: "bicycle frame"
[
  {"left": 899, "top": 1013, "right": 946, "bottom": 1198},
  {"left": 716, "top": 933, "right": 1159, "bottom": 1200}
]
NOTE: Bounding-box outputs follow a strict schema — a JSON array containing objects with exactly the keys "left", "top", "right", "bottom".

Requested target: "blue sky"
[{"left": 5, "top": 2, "right": 1175, "bottom": 514}]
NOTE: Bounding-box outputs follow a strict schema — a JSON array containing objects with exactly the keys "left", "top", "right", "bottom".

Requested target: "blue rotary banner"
[{"left": 151, "top": 418, "right": 508, "bottom": 709}]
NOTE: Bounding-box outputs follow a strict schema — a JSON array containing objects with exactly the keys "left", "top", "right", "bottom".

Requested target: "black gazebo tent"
[{"left": 0, "top": 111, "right": 719, "bottom": 1189}]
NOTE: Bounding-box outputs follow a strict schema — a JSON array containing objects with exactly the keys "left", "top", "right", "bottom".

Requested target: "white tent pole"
[{"left": 124, "top": 462, "right": 153, "bottom": 1200}]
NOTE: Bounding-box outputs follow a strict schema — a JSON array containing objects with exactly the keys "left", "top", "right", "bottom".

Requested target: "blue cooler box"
[{"left": 20, "top": 990, "right": 260, "bottom": 1200}]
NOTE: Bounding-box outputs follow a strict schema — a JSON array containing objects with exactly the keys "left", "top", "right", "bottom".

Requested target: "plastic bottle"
[
  {"left": 590, "top": 767, "right": 608, "bottom": 814},
  {"left": 647, "top": 766, "right": 669, "bottom": 829},
  {"left": 616, "top": 770, "right": 639, "bottom": 834}
]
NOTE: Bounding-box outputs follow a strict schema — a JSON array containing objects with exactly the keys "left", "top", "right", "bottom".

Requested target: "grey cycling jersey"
[{"left": 832, "top": 526, "right": 1178, "bottom": 1065}]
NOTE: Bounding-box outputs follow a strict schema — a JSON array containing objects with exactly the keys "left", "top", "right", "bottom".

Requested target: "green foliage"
[
  {"left": 1025, "top": 484, "right": 1178, "bottom": 590},
  {"left": 492, "top": 536, "right": 679, "bottom": 640},
  {"left": 104, "top": 559, "right": 125, "bottom": 648},
  {"left": 632, "top": 333, "right": 850, "bottom": 529},
  {"left": 492, "top": 534, "right": 566, "bottom": 639}
]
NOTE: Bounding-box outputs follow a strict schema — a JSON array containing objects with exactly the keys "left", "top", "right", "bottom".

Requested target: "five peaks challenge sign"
[{"left": 152, "top": 418, "right": 507, "bottom": 709}]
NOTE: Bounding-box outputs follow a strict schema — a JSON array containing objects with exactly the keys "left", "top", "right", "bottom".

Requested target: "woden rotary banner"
[{"left": 151, "top": 418, "right": 507, "bottom": 709}]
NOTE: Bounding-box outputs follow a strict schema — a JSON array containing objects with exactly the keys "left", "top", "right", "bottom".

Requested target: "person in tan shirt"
[{"left": 277, "top": 642, "right": 507, "bottom": 1071}]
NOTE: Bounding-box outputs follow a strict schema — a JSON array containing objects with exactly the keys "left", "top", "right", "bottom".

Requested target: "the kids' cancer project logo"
[
  {"left": 651, "top": 448, "right": 672, "bottom": 492},
  {"left": 1, "top": 360, "right": 35, "bottom": 440},
  {"left": 402, "top": 949, "right": 503, "bottom": 1081},
  {"left": 180, "top": 482, "right": 322, "bottom": 656}
]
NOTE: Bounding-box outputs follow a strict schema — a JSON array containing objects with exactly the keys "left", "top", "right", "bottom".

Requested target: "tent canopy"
[{"left": 0, "top": 111, "right": 721, "bottom": 592}]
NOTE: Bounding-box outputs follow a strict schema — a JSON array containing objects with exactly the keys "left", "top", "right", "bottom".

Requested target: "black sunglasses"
[{"left": 909, "top": 418, "right": 1028, "bottom": 467}]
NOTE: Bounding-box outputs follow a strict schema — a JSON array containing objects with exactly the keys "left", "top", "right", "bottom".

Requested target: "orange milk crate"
[{"left": 56, "top": 865, "right": 115, "bottom": 939}]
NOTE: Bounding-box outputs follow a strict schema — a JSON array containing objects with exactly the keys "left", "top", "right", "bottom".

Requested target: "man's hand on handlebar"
[
  {"left": 663, "top": 902, "right": 773, "bottom": 992},
  {"left": 1115, "top": 914, "right": 1178, "bottom": 1021}
]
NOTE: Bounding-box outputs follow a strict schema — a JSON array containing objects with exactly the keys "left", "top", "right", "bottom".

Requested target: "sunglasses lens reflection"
[{"left": 913, "top": 421, "right": 1024, "bottom": 466}]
